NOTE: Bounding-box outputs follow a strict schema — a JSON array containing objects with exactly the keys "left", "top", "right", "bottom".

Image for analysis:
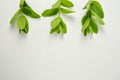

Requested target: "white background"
[{"left": 0, "top": 0, "right": 120, "bottom": 80}]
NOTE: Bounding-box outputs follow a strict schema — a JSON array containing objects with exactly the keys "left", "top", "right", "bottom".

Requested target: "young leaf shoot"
[
  {"left": 10, "top": 0, "right": 40, "bottom": 33},
  {"left": 42, "top": 0, "right": 74, "bottom": 35},
  {"left": 81, "top": 0, "right": 105, "bottom": 36}
]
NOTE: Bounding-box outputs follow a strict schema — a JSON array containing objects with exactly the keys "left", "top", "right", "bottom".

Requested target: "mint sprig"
[
  {"left": 42, "top": 0, "right": 74, "bottom": 35},
  {"left": 10, "top": 0, "right": 40, "bottom": 33},
  {"left": 81, "top": 0, "right": 105, "bottom": 36}
]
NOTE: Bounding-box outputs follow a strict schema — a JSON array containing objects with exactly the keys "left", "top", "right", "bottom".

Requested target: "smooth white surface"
[{"left": 0, "top": 0, "right": 120, "bottom": 80}]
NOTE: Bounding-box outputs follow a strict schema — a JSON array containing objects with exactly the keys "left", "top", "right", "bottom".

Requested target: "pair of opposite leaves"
[{"left": 10, "top": 0, "right": 105, "bottom": 36}]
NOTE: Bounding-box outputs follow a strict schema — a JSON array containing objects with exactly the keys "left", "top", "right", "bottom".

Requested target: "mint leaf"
[
  {"left": 52, "top": 0, "right": 61, "bottom": 8},
  {"left": 50, "top": 28, "right": 56, "bottom": 34},
  {"left": 55, "top": 28, "right": 60, "bottom": 33},
  {"left": 23, "top": 7, "right": 40, "bottom": 18},
  {"left": 42, "top": 8, "right": 59, "bottom": 17},
  {"left": 82, "top": 17, "right": 90, "bottom": 32},
  {"left": 23, "top": 1, "right": 31, "bottom": 8},
  {"left": 10, "top": 9, "right": 22, "bottom": 24},
  {"left": 90, "top": 1, "right": 104, "bottom": 18},
  {"left": 51, "top": 17, "right": 61, "bottom": 29},
  {"left": 60, "top": 7, "right": 74, "bottom": 14},
  {"left": 61, "top": 0, "right": 74, "bottom": 8},
  {"left": 23, "top": 18, "right": 29, "bottom": 33},
  {"left": 60, "top": 20, "right": 67, "bottom": 33},
  {"left": 58, "top": 24, "right": 64, "bottom": 34},
  {"left": 17, "top": 15, "right": 26, "bottom": 30},
  {"left": 90, "top": 18, "right": 98, "bottom": 33},
  {"left": 91, "top": 10, "right": 105, "bottom": 25},
  {"left": 82, "top": 11, "right": 90, "bottom": 25},
  {"left": 83, "top": 0, "right": 94, "bottom": 9}
]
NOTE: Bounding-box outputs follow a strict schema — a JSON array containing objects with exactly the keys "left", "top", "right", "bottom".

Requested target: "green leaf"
[
  {"left": 83, "top": 29, "right": 88, "bottom": 36},
  {"left": 22, "top": 1, "right": 40, "bottom": 18},
  {"left": 23, "top": 1, "right": 30, "bottom": 8},
  {"left": 10, "top": 8, "right": 22, "bottom": 24},
  {"left": 51, "top": 17, "right": 61, "bottom": 29},
  {"left": 82, "top": 17, "right": 90, "bottom": 32},
  {"left": 23, "top": 7, "right": 40, "bottom": 18},
  {"left": 86, "top": 27, "right": 90, "bottom": 33},
  {"left": 55, "top": 28, "right": 60, "bottom": 33},
  {"left": 50, "top": 28, "right": 55, "bottom": 34},
  {"left": 52, "top": 0, "right": 61, "bottom": 8},
  {"left": 61, "top": 0, "right": 74, "bottom": 8},
  {"left": 42, "top": 8, "right": 59, "bottom": 17},
  {"left": 60, "top": 7, "right": 74, "bottom": 14},
  {"left": 82, "top": 14, "right": 88, "bottom": 26},
  {"left": 90, "top": 18, "right": 98, "bottom": 33},
  {"left": 81, "top": 11, "right": 90, "bottom": 25},
  {"left": 96, "top": 15, "right": 105, "bottom": 25},
  {"left": 91, "top": 10, "right": 105, "bottom": 25},
  {"left": 50, "top": 27, "right": 60, "bottom": 34},
  {"left": 90, "top": 1, "right": 104, "bottom": 18},
  {"left": 83, "top": 0, "right": 94, "bottom": 9},
  {"left": 22, "top": 18, "right": 29, "bottom": 33},
  {"left": 17, "top": 15, "right": 27, "bottom": 30},
  {"left": 89, "top": 26, "right": 93, "bottom": 34},
  {"left": 58, "top": 24, "right": 64, "bottom": 34},
  {"left": 60, "top": 20, "right": 67, "bottom": 33},
  {"left": 20, "top": 0, "right": 25, "bottom": 7}
]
